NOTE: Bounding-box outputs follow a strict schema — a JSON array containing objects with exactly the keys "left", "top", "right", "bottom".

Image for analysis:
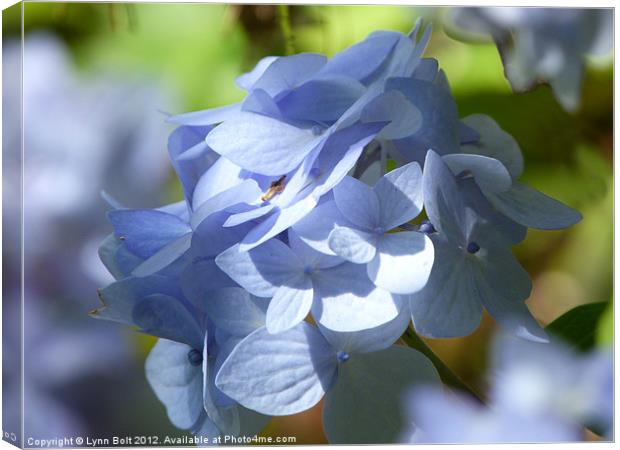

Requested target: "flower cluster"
[
  {"left": 95, "top": 20, "right": 581, "bottom": 443},
  {"left": 402, "top": 334, "right": 612, "bottom": 443},
  {"left": 447, "top": 7, "right": 613, "bottom": 111}
]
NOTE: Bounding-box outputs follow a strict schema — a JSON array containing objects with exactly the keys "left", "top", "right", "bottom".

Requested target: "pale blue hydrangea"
[
  {"left": 402, "top": 334, "right": 613, "bottom": 443},
  {"left": 4, "top": 31, "right": 172, "bottom": 442},
  {"left": 447, "top": 7, "right": 613, "bottom": 111},
  {"left": 96, "top": 17, "right": 586, "bottom": 444}
]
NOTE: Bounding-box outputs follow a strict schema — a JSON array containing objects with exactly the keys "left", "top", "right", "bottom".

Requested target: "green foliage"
[
  {"left": 401, "top": 328, "right": 485, "bottom": 404},
  {"left": 545, "top": 302, "right": 610, "bottom": 352},
  {"left": 596, "top": 302, "right": 613, "bottom": 348}
]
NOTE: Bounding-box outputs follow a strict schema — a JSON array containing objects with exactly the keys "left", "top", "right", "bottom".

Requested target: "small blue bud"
[
  {"left": 310, "top": 167, "right": 321, "bottom": 178},
  {"left": 419, "top": 220, "right": 436, "bottom": 234},
  {"left": 303, "top": 265, "right": 314, "bottom": 275},
  {"left": 466, "top": 242, "right": 480, "bottom": 254},
  {"left": 336, "top": 351, "right": 350, "bottom": 363},
  {"left": 188, "top": 349, "right": 203, "bottom": 366},
  {"left": 311, "top": 125, "right": 324, "bottom": 136}
]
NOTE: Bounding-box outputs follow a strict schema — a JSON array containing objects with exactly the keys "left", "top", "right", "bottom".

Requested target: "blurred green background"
[{"left": 4, "top": 3, "right": 612, "bottom": 444}]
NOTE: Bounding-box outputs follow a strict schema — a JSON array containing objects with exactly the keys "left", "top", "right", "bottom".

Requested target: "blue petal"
[
  {"left": 422, "top": 150, "right": 468, "bottom": 242},
  {"left": 235, "top": 56, "right": 278, "bottom": 91},
  {"left": 133, "top": 294, "right": 203, "bottom": 349},
  {"left": 266, "top": 280, "right": 314, "bottom": 334},
  {"left": 252, "top": 53, "right": 327, "bottom": 97},
  {"left": 215, "top": 323, "right": 337, "bottom": 415},
  {"left": 333, "top": 176, "right": 380, "bottom": 231},
  {"left": 168, "top": 103, "right": 242, "bottom": 126},
  {"left": 269, "top": 147, "right": 319, "bottom": 208},
  {"left": 131, "top": 233, "right": 192, "bottom": 278},
  {"left": 386, "top": 77, "right": 460, "bottom": 158},
  {"left": 242, "top": 88, "right": 283, "bottom": 118},
  {"left": 277, "top": 76, "right": 366, "bottom": 122},
  {"left": 292, "top": 198, "right": 353, "bottom": 255},
  {"left": 460, "top": 114, "right": 524, "bottom": 180},
  {"left": 328, "top": 226, "right": 378, "bottom": 264},
  {"left": 402, "top": 387, "right": 479, "bottom": 443},
  {"left": 202, "top": 287, "right": 267, "bottom": 337},
  {"left": 477, "top": 247, "right": 547, "bottom": 342},
  {"left": 202, "top": 333, "right": 241, "bottom": 435},
  {"left": 191, "top": 211, "right": 253, "bottom": 259},
  {"left": 190, "top": 179, "right": 262, "bottom": 229},
  {"left": 323, "top": 345, "right": 439, "bottom": 444},
  {"left": 368, "top": 232, "right": 434, "bottom": 295},
  {"left": 224, "top": 204, "right": 276, "bottom": 228},
  {"left": 458, "top": 177, "right": 527, "bottom": 245},
  {"left": 317, "top": 31, "right": 400, "bottom": 83},
  {"left": 192, "top": 414, "right": 221, "bottom": 441},
  {"left": 485, "top": 181, "right": 582, "bottom": 230},
  {"left": 205, "top": 112, "right": 321, "bottom": 176},
  {"left": 373, "top": 161, "right": 423, "bottom": 230},
  {"left": 145, "top": 339, "right": 204, "bottom": 429},
  {"left": 98, "top": 234, "right": 143, "bottom": 280},
  {"left": 107, "top": 209, "right": 191, "bottom": 259},
  {"left": 238, "top": 195, "right": 318, "bottom": 252},
  {"left": 157, "top": 200, "right": 190, "bottom": 221},
  {"left": 101, "top": 190, "right": 126, "bottom": 209},
  {"left": 458, "top": 120, "right": 481, "bottom": 145},
  {"left": 312, "top": 262, "right": 403, "bottom": 332},
  {"left": 215, "top": 240, "right": 302, "bottom": 297},
  {"left": 180, "top": 259, "right": 236, "bottom": 311},
  {"left": 211, "top": 336, "right": 241, "bottom": 408},
  {"left": 443, "top": 154, "right": 513, "bottom": 194},
  {"left": 311, "top": 121, "right": 387, "bottom": 198},
  {"left": 288, "top": 228, "right": 343, "bottom": 269},
  {"left": 191, "top": 156, "right": 246, "bottom": 211},
  {"left": 318, "top": 303, "right": 411, "bottom": 354},
  {"left": 167, "top": 125, "right": 219, "bottom": 204},
  {"left": 94, "top": 274, "right": 183, "bottom": 325},
  {"left": 412, "top": 57, "right": 439, "bottom": 81},
  {"left": 361, "top": 90, "right": 421, "bottom": 140},
  {"left": 549, "top": 60, "right": 582, "bottom": 112},
  {"left": 373, "top": 26, "right": 429, "bottom": 81},
  {"left": 406, "top": 385, "right": 580, "bottom": 443},
  {"left": 409, "top": 237, "right": 483, "bottom": 338}
]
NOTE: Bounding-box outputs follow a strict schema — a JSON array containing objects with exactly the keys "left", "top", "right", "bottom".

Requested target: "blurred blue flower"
[
  {"left": 4, "top": 31, "right": 174, "bottom": 441},
  {"left": 447, "top": 7, "right": 613, "bottom": 111},
  {"left": 402, "top": 333, "right": 613, "bottom": 443}
]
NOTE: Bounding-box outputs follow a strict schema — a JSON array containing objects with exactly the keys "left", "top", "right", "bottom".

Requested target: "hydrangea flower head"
[{"left": 94, "top": 17, "right": 585, "bottom": 443}]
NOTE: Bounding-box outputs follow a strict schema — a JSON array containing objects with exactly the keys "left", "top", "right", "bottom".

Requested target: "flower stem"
[
  {"left": 402, "top": 327, "right": 486, "bottom": 404},
  {"left": 277, "top": 5, "right": 295, "bottom": 55}
]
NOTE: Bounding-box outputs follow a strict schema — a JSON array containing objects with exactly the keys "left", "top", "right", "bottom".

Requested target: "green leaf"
[
  {"left": 401, "top": 328, "right": 485, "bottom": 404},
  {"left": 545, "top": 302, "right": 609, "bottom": 352},
  {"left": 596, "top": 301, "right": 613, "bottom": 349}
]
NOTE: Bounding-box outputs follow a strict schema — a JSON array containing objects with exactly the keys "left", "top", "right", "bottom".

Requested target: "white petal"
[{"left": 367, "top": 232, "right": 434, "bottom": 295}]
